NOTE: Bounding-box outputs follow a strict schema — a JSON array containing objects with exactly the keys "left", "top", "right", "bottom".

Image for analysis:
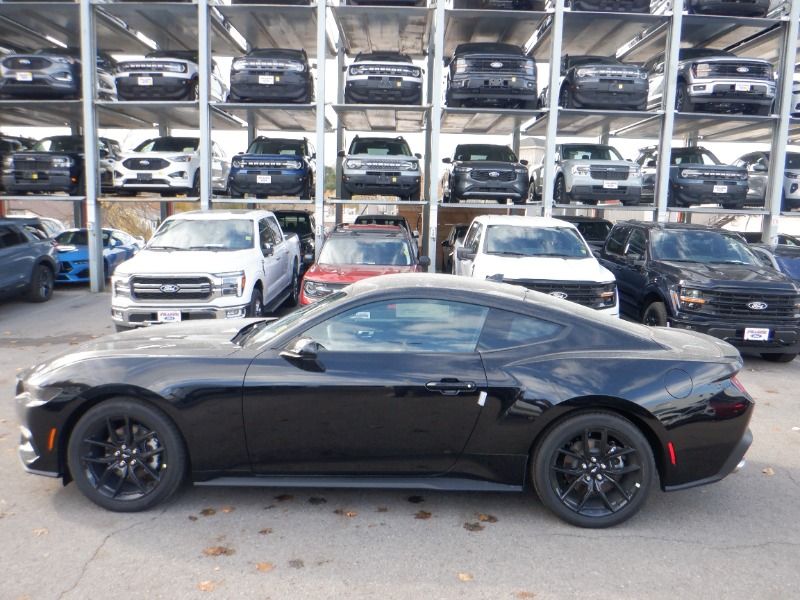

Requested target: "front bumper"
[
  {"left": 687, "top": 78, "right": 775, "bottom": 107},
  {"left": 111, "top": 301, "right": 250, "bottom": 327},
  {"left": 345, "top": 78, "right": 422, "bottom": 104},
  {"left": 230, "top": 170, "right": 308, "bottom": 197},
  {"left": 342, "top": 173, "right": 420, "bottom": 197},
  {"left": 0, "top": 74, "right": 79, "bottom": 98},
  {"left": 56, "top": 258, "right": 91, "bottom": 283},
  {"left": 569, "top": 79, "right": 647, "bottom": 109},
  {"left": 566, "top": 175, "right": 642, "bottom": 204},
  {"left": 116, "top": 74, "right": 193, "bottom": 100},
  {"left": 3, "top": 171, "right": 75, "bottom": 194},
  {"left": 229, "top": 72, "right": 311, "bottom": 102},
  {"left": 114, "top": 166, "right": 193, "bottom": 192},
  {"left": 668, "top": 316, "right": 800, "bottom": 352},
  {"left": 670, "top": 178, "right": 748, "bottom": 207},
  {"left": 452, "top": 172, "right": 527, "bottom": 203},
  {"left": 571, "top": 0, "right": 650, "bottom": 11},
  {"left": 448, "top": 74, "right": 537, "bottom": 106},
  {"left": 688, "top": 0, "right": 769, "bottom": 17}
]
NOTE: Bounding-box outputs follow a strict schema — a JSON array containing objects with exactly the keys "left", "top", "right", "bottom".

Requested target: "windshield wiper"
[
  {"left": 148, "top": 245, "right": 182, "bottom": 251},
  {"left": 488, "top": 251, "right": 529, "bottom": 256},
  {"left": 539, "top": 253, "right": 583, "bottom": 258},
  {"left": 188, "top": 245, "right": 228, "bottom": 251}
]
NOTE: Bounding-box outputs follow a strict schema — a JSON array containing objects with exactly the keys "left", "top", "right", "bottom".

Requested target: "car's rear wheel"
[
  {"left": 248, "top": 287, "right": 263, "bottom": 317},
  {"left": 642, "top": 300, "right": 668, "bottom": 327},
  {"left": 190, "top": 172, "right": 200, "bottom": 197},
  {"left": 675, "top": 83, "right": 695, "bottom": 113},
  {"left": 26, "top": 264, "right": 54, "bottom": 302},
  {"left": 67, "top": 399, "right": 186, "bottom": 512},
  {"left": 532, "top": 411, "right": 655, "bottom": 528},
  {"left": 761, "top": 353, "right": 797, "bottom": 363},
  {"left": 284, "top": 262, "right": 300, "bottom": 307}
]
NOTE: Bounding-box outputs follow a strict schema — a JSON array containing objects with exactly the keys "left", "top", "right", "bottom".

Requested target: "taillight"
[{"left": 730, "top": 375, "right": 748, "bottom": 396}]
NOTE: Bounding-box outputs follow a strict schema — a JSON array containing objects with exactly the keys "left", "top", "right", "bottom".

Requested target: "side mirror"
[
  {"left": 752, "top": 163, "right": 768, "bottom": 173},
  {"left": 280, "top": 337, "right": 325, "bottom": 372},
  {"left": 456, "top": 247, "right": 476, "bottom": 261},
  {"left": 418, "top": 255, "right": 431, "bottom": 268},
  {"left": 442, "top": 157, "right": 452, "bottom": 164},
  {"left": 520, "top": 159, "right": 529, "bottom": 166},
  {"left": 303, "top": 252, "right": 314, "bottom": 265},
  {"left": 645, "top": 159, "right": 657, "bottom": 168},
  {"left": 338, "top": 150, "right": 346, "bottom": 158},
  {"left": 415, "top": 153, "right": 422, "bottom": 159},
  {"left": 262, "top": 242, "right": 274, "bottom": 257}
]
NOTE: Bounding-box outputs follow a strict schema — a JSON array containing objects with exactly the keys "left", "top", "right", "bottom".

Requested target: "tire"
[
  {"left": 187, "top": 79, "right": 199, "bottom": 101},
  {"left": 303, "top": 178, "right": 314, "bottom": 200},
  {"left": 520, "top": 100, "right": 538, "bottom": 110},
  {"left": 284, "top": 262, "right": 300, "bottom": 307},
  {"left": 749, "top": 104, "right": 771, "bottom": 116},
  {"left": 553, "top": 175, "right": 567, "bottom": 204},
  {"left": 761, "top": 353, "right": 797, "bottom": 363},
  {"left": 531, "top": 411, "right": 655, "bottom": 528},
  {"left": 642, "top": 300, "right": 668, "bottom": 327},
  {"left": 675, "top": 83, "right": 695, "bottom": 113},
  {"left": 190, "top": 171, "right": 200, "bottom": 197},
  {"left": 247, "top": 287, "right": 263, "bottom": 317},
  {"left": 26, "top": 264, "right": 54, "bottom": 302},
  {"left": 66, "top": 398, "right": 187, "bottom": 512},
  {"left": 559, "top": 86, "right": 573, "bottom": 109},
  {"left": 407, "top": 188, "right": 421, "bottom": 202}
]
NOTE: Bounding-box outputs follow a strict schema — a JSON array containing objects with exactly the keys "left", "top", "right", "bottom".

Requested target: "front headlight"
[
  {"left": 50, "top": 56, "right": 74, "bottom": 65},
  {"left": 286, "top": 160, "right": 303, "bottom": 170},
  {"left": 112, "top": 275, "right": 131, "bottom": 297},
  {"left": 170, "top": 155, "right": 193, "bottom": 163},
  {"left": 514, "top": 166, "right": 528, "bottom": 174},
  {"left": 785, "top": 171, "right": 799, "bottom": 180},
  {"left": 349, "top": 65, "right": 364, "bottom": 76},
  {"left": 577, "top": 68, "right": 597, "bottom": 78},
  {"left": 213, "top": 270, "right": 246, "bottom": 297},
  {"left": 232, "top": 158, "right": 241, "bottom": 168},
  {"left": 629, "top": 165, "right": 641, "bottom": 176},
  {"left": 454, "top": 58, "right": 467, "bottom": 74},
  {"left": 51, "top": 156, "right": 73, "bottom": 168},
  {"left": 410, "top": 67, "right": 422, "bottom": 78},
  {"left": 286, "top": 61, "right": 305, "bottom": 72},
  {"left": 571, "top": 165, "right": 591, "bottom": 176},
  {"left": 304, "top": 280, "right": 335, "bottom": 298},
  {"left": 232, "top": 59, "right": 247, "bottom": 71},
  {"left": 400, "top": 161, "right": 418, "bottom": 171},
  {"left": 595, "top": 283, "right": 617, "bottom": 309},
  {"left": 454, "top": 166, "right": 472, "bottom": 173},
  {"left": 3, "top": 156, "right": 13, "bottom": 168},
  {"left": 676, "top": 287, "right": 706, "bottom": 311},
  {"left": 693, "top": 63, "right": 711, "bottom": 78},
  {"left": 524, "top": 59, "right": 535, "bottom": 76},
  {"left": 639, "top": 70, "right": 648, "bottom": 80},
  {"left": 345, "top": 159, "right": 363, "bottom": 169}
]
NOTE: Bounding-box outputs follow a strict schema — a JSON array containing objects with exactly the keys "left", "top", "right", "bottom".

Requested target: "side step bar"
[{"left": 195, "top": 476, "right": 522, "bottom": 493}]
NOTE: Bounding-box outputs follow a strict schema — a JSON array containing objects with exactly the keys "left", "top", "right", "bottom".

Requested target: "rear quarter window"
[{"left": 478, "top": 309, "right": 564, "bottom": 351}]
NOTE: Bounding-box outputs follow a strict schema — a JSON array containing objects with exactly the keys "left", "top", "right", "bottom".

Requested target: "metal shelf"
[
  {"left": 0, "top": 194, "right": 86, "bottom": 202},
  {"left": 614, "top": 112, "right": 778, "bottom": 143},
  {"left": 441, "top": 107, "right": 540, "bottom": 135},
  {"left": 332, "top": 104, "right": 430, "bottom": 132},
  {"left": 524, "top": 109, "right": 659, "bottom": 139},
  {"left": 443, "top": 9, "right": 548, "bottom": 57},
  {"left": 0, "top": 100, "right": 83, "bottom": 127},
  {"left": 553, "top": 202, "right": 656, "bottom": 212},
  {"left": 439, "top": 202, "right": 528, "bottom": 210},
  {"left": 331, "top": 5, "right": 433, "bottom": 57},
  {"left": 94, "top": 2, "right": 200, "bottom": 52},
  {"left": 99, "top": 195, "right": 201, "bottom": 203},
  {"left": 96, "top": 101, "right": 200, "bottom": 129},
  {"left": 211, "top": 197, "right": 315, "bottom": 205},
  {"left": 667, "top": 205, "right": 771, "bottom": 215},
  {"left": 327, "top": 199, "right": 428, "bottom": 206},
  {"left": 211, "top": 103, "right": 331, "bottom": 132}
]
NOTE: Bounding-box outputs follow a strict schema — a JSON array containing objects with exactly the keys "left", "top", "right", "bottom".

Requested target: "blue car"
[
  {"left": 228, "top": 136, "right": 315, "bottom": 199},
  {"left": 54, "top": 228, "right": 142, "bottom": 283}
]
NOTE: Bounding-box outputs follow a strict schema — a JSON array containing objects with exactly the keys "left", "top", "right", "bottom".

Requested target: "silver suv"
[{"left": 339, "top": 136, "right": 422, "bottom": 201}]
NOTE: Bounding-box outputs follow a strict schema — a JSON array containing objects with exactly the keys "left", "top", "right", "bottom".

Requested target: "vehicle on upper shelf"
[
  {"left": 339, "top": 136, "right": 422, "bottom": 201},
  {"left": 231, "top": 0, "right": 311, "bottom": 4},
  {"left": 300, "top": 224, "right": 429, "bottom": 305},
  {"left": 651, "top": 0, "right": 770, "bottom": 17},
  {"left": 0, "top": 47, "right": 116, "bottom": 100},
  {"left": 3, "top": 135, "right": 121, "bottom": 196},
  {"left": 441, "top": 143, "right": 529, "bottom": 205},
  {"left": 734, "top": 151, "right": 800, "bottom": 211},
  {"left": 454, "top": 215, "right": 618, "bottom": 316},
  {"left": 792, "top": 63, "right": 800, "bottom": 117},
  {"left": 111, "top": 210, "right": 302, "bottom": 330},
  {"left": 479, "top": 0, "right": 546, "bottom": 8},
  {"left": 115, "top": 50, "right": 228, "bottom": 101},
  {"left": 228, "top": 48, "right": 313, "bottom": 103},
  {"left": 0, "top": 218, "right": 58, "bottom": 303},
  {"left": 274, "top": 210, "right": 316, "bottom": 267},
  {"left": 0, "top": 136, "right": 34, "bottom": 191},
  {"left": 441, "top": 223, "right": 468, "bottom": 274},
  {"left": 538, "top": 55, "right": 648, "bottom": 111},
  {"left": 54, "top": 228, "right": 142, "bottom": 283},
  {"left": 344, "top": 52, "right": 423, "bottom": 105},
  {"left": 645, "top": 49, "right": 776, "bottom": 116},
  {"left": 113, "top": 136, "right": 230, "bottom": 197},
  {"left": 555, "top": 215, "right": 613, "bottom": 252},
  {"left": 529, "top": 143, "right": 642, "bottom": 206},
  {"left": 547, "top": 0, "right": 650, "bottom": 11},
  {"left": 636, "top": 145, "right": 748, "bottom": 209},
  {"left": 345, "top": 0, "right": 425, "bottom": 5},
  {"left": 598, "top": 221, "right": 800, "bottom": 362},
  {"left": 446, "top": 43, "right": 537, "bottom": 109},
  {"left": 5, "top": 215, "right": 66, "bottom": 240},
  {"left": 228, "top": 137, "right": 315, "bottom": 200}
]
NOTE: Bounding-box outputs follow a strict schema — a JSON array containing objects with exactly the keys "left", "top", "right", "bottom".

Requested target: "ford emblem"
[
  {"left": 20, "top": 58, "right": 30, "bottom": 65},
  {"left": 747, "top": 301, "right": 767, "bottom": 310},
  {"left": 550, "top": 291, "right": 568, "bottom": 300},
  {"left": 160, "top": 284, "right": 180, "bottom": 293},
  {"left": 736, "top": 66, "right": 749, "bottom": 73},
  {"left": 490, "top": 61, "right": 503, "bottom": 68},
  {"left": 141, "top": 160, "right": 150, "bottom": 166},
  {"left": 489, "top": 171, "right": 500, "bottom": 177}
]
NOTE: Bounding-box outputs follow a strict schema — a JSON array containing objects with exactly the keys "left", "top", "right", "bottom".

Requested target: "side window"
[
  {"left": 462, "top": 222, "right": 481, "bottom": 253},
  {"left": 259, "top": 218, "right": 275, "bottom": 248},
  {"left": 625, "top": 228, "right": 647, "bottom": 259},
  {"left": 267, "top": 217, "right": 284, "bottom": 242},
  {"left": 605, "top": 226, "right": 630, "bottom": 256},
  {"left": 478, "top": 309, "right": 564, "bottom": 351},
  {"left": 0, "top": 225, "right": 25, "bottom": 248},
  {"left": 303, "top": 299, "right": 489, "bottom": 353}
]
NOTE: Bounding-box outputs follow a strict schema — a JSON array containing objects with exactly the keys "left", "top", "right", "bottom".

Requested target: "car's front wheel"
[
  {"left": 67, "top": 398, "right": 186, "bottom": 512},
  {"left": 284, "top": 262, "right": 300, "bottom": 307},
  {"left": 248, "top": 287, "right": 263, "bottom": 317},
  {"left": 532, "top": 411, "right": 655, "bottom": 528},
  {"left": 642, "top": 300, "right": 668, "bottom": 327},
  {"left": 26, "top": 264, "right": 54, "bottom": 302}
]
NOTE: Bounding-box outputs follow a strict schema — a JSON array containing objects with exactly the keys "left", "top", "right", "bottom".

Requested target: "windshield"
[
  {"left": 561, "top": 145, "right": 622, "bottom": 161},
  {"left": 786, "top": 153, "right": 800, "bottom": 170},
  {"left": 56, "top": 230, "right": 111, "bottom": 247},
  {"left": 454, "top": 145, "right": 516, "bottom": 162},
  {"left": 247, "top": 291, "right": 348, "bottom": 346},
  {"left": 679, "top": 48, "right": 734, "bottom": 60},
  {"left": 148, "top": 219, "right": 255, "bottom": 251},
  {"left": 354, "top": 216, "right": 408, "bottom": 229},
  {"left": 276, "top": 214, "right": 312, "bottom": 236},
  {"left": 33, "top": 137, "right": 82, "bottom": 153},
  {"left": 651, "top": 230, "right": 760, "bottom": 265},
  {"left": 319, "top": 237, "right": 412, "bottom": 266},
  {"left": 671, "top": 149, "right": 720, "bottom": 165},
  {"left": 573, "top": 221, "right": 612, "bottom": 242},
  {"left": 349, "top": 139, "right": 411, "bottom": 156},
  {"left": 776, "top": 255, "right": 800, "bottom": 280},
  {"left": 484, "top": 225, "right": 590, "bottom": 258},
  {"left": 568, "top": 56, "right": 622, "bottom": 68},
  {"left": 134, "top": 137, "right": 199, "bottom": 153},
  {"left": 247, "top": 139, "right": 305, "bottom": 155}
]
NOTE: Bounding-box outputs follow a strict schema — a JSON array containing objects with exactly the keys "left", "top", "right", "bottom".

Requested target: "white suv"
[
  {"left": 344, "top": 51, "right": 423, "bottom": 105},
  {"left": 113, "top": 136, "right": 230, "bottom": 197},
  {"left": 115, "top": 51, "right": 227, "bottom": 101},
  {"left": 455, "top": 215, "right": 619, "bottom": 316}
]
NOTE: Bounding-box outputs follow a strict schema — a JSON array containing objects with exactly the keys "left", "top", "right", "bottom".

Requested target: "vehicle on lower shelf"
[
  {"left": 340, "top": 135, "right": 422, "bottom": 201},
  {"left": 115, "top": 50, "right": 227, "bottom": 101},
  {"left": 113, "top": 136, "right": 230, "bottom": 197},
  {"left": 228, "top": 137, "right": 315, "bottom": 199},
  {"left": 0, "top": 218, "right": 58, "bottom": 303},
  {"left": 733, "top": 151, "right": 800, "bottom": 211},
  {"left": 598, "top": 221, "right": 800, "bottom": 363},
  {"left": 651, "top": 0, "right": 770, "bottom": 16},
  {"left": 556, "top": 0, "right": 650, "bottom": 12},
  {"left": 739, "top": 231, "right": 800, "bottom": 247},
  {"left": 3, "top": 135, "right": 121, "bottom": 196},
  {"left": 441, "top": 143, "right": 529, "bottom": 205},
  {"left": 749, "top": 245, "right": 800, "bottom": 284},
  {"left": 17, "top": 273, "right": 755, "bottom": 527},
  {"left": 345, "top": 0, "right": 424, "bottom": 5},
  {"left": 300, "top": 224, "right": 429, "bottom": 305},
  {"left": 344, "top": 52, "right": 423, "bottom": 105},
  {"left": 228, "top": 48, "right": 313, "bottom": 103},
  {"left": 5, "top": 215, "right": 65, "bottom": 240},
  {"left": 530, "top": 143, "right": 642, "bottom": 206},
  {"left": 636, "top": 145, "right": 748, "bottom": 209},
  {"left": 274, "top": 210, "right": 316, "bottom": 267},
  {"left": 538, "top": 55, "right": 648, "bottom": 111},
  {"left": 554, "top": 215, "right": 613, "bottom": 252},
  {"left": 454, "top": 215, "right": 619, "bottom": 316},
  {"left": 0, "top": 136, "right": 34, "bottom": 190},
  {"left": 646, "top": 48, "right": 775, "bottom": 115},
  {"left": 54, "top": 228, "right": 141, "bottom": 283},
  {"left": 446, "top": 43, "right": 537, "bottom": 109},
  {"left": 441, "top": 223, "right": 468, "bottom": 274}
]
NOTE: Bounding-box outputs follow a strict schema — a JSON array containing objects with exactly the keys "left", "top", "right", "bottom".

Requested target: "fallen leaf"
[
  {"left": 376, "top": 506, "right": 388, "bottom": 513},
  {"left": 308, "top": 497, "right": 327, "bottom": 505},
  {"left": 288, "top": 559, "right": 305, "bottom": 569},
  {"left": 457, "top": 572, "right": 474, "bottom": 582},
  {"left": 477, "top": 513, "right": 497, "bottom": 523},
  {"left": 255, "top": 562, "right": 275, "bottom": 573},
  {"left": 515, "top": 592, "right": 536, "bottom": 599},
  {"left": 263, "top": 504, "right": 276, "bottom": 510},
  {"left": 33, "top": 528, "right": 48, "bottom": 537},
  {"left": 334, "top": 509, "right": 358, "bottom": 517},
  {"left": 463, "top": 522, "right": 484, "bottom": 532},
  {"left": 407, "top": 495, "right": 425, "bottom": 504},
  {"left": 414, "top": 510, "right": 432, "bottom": 520},
  {"left": 197, "top": 580, "right": 216, "bottom": 592},
  {"left": 258, "top": 528, "right": 273, "bottom": 535},
  {"left": 200, "top": 508, "right": 216, "bottom": 517},
  {"left": 763, "top": 467, "right": 775, "bottom": 476},
  {"left": 203, "top": 546, "right": 235, "bottom": 557},
  {"left": 275, "top": 494, "right": 293, "bottom": 502},
  {"left": 221, "top": 506, "right": 235, "bottom": 513},
  {"left": 188, "top": 515, "right": 198, "bottom": 521}
]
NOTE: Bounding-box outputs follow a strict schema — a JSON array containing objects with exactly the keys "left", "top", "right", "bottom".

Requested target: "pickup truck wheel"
[
  {"left": 553, "top": 175, "right": 567, "bottom": 204},
  {"left": 675, "top": 84, "right": 695, "bottom": 113},
  {"left": 761, "top": 353, "right": 797, "bottom": 363},
  {"left": 187, "top": 79, "right": 199, "bottom": 101},
  {"left": 559, "top": 87, "right": 573, "bottom": 109},
  {"left": 190, "top": 172, "right": 200, "bottom": 197},
  {"left": 642, "top": 301, "right": 668, "bottom": 327},
  {"left": 285, "top": 264, "right": 300, "bottom": 307},
  {"left": 304, "top": 179, "right": 314, "bottom": 200},
  {"left": 26, "top": 264, "right": 54, "bottom": 302},
  {"left": 248, "top": 288, "right": 263, "bottom": 317},
  {"left": 748, "top": 104, "right": 772, "bottom": 116}
]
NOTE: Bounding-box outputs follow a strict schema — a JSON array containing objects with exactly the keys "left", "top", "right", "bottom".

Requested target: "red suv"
[{"left": 300, "top": 224, "right": 430, "bottom": 305}]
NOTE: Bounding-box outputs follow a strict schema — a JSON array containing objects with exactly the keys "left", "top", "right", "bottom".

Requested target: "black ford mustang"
[{"left": 16, "top": 274, "right": 753, "bottom": 527}]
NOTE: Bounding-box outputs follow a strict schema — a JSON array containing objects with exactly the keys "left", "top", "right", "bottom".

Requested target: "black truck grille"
[
  {"left": 242, "top": 159, "right": 296, "bottom": 168},
  {"left": 3, "top": 56, "right": 50, "bottom": 70},
  {"left": 698, "top": 290, "right": 799, "bottom": 324},
  {"left": 506, "top": 279, "right": 613, "bottom": 310},
  {"left": 359, "top": 65, "right": 417, "bottom": 77},
  {"left": 131, "top": 276, "right": 212, "bottom": 301},
  {"left": 467, "top": 58, "right": 527, "bottom": 72},
  {"left": 590, "top": 167, "right": 629, "bottom": 181},
  {"left": 123, "top": 158, "right": 169, "bottom": 170},
  {"left": 13, "top": 157, "right": 51, "bottom": 171},
  {"left": 706, "top": 63, "right": 772, "bottom": 80},
  {"left": 471, "top": 169, "right": 516, "bottom": 182}
]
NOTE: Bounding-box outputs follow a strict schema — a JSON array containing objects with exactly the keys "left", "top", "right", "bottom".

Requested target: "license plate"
[
  {"left": 713, "top": 185, "right": 727, "bottom": 194},
  {"left": 15, "top": 71, "right": 33, "bottom": 82},
  {"left": 489, "top": 78, "right": 503, "bottom": 87},
  {"left": 392, "top": 176, "right": 398, "bottom": 183},
  {"left": 735, "top": 83, "right": 751, "bottom": 92},
  {"left": 744, "top": 327, "right": 769, "bottom": 341},
  {"left": 257, "top": 175, "right": 271, "bottom": 184},
  {"left": 603, "top": 181, "right": 619, "bottom": 189},
  {"left": 258, "top": 75, "right": 275, "bottom": 85},
  {"left": 137, "top": 173, "right": 152, "bottom": 181},
  {"left": 137, "top": 76, "right": 153, "bottom": 86},
  {"left": 157, "top": 310, "right": 181, "bottom": 323}
]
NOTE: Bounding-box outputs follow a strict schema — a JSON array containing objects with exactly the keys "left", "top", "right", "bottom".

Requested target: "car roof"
[
  {"left": 471, "top": 215, "right": 579, "bottom": 229},
  {"left": 330, "top": 224, "right": 408, "bottom": 237},
  {"left": 348, "top": 273, "right": 527, "bottom": 301},
  {"left": 555, "top": 215, "right": 612, "bottom": 225},
  {"left": 355, "top": 214, "right": 409, "bottom": 222},
  {"left": 615, "top": 220, "right": 743, "bottom": 233},
  {"left": 167, "top": 209, "right": 274, "bottom": 220}
]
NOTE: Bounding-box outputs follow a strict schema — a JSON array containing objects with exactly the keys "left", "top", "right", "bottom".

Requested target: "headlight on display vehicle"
[
  {"left": 286, "top": 160, "right": 303, "bottom": 170},
  {"left": 400, "top": 161, "right": 418, "bottom": 171},
  {"left": 454, "top": 58, "right": 467, "bottom": 74},
  {"left": 595, "top": 283, "right": 617, "bottom": 309},
  {"left": 345, "top": 159, "right": 363, "bottom": 169},
  {"left": 693, "top": 63, "right": 711, "bottom": 78},
  {"left": 514, "top": 166, "right": 528, "bottom": 174},
  {"left": 51, "top": 156, "right": 73, "bottom": 168},
  {"left": 454, "top": 166, "right": 472, "bottom": 173},
  {"left": 680, "top": 169, "right": 704, "bottom": 178},
  {"left": 232, "top": 158, "right": 241, "bottom": 168},
  {"left": 3, "top": 156, "right": 13, "bottom": 168},
  {"left": 673, "top": 287, "right": 706, "bottom": 311},
  {"left": 213, "top": 271, "right": 246, "bottom": 297},
  {"left": 410, "top": 68, "right": 422, "bottom": 78},
  {"left": 571, "top": 165, "right": 591, "bottom": 176},
  {"left": 286, "top": 62, "right": 305, "bottom": 72},
  {"left": 576, "top": 68, "right": 597, "bottom": 78},
  {"left": 785, "top": 171, "right": 799, "bottom": 180},
  {"left": 629, "top": 165, "right": 641, "bottom": 176},
  {"left": 232, "top": 59, "right": 247, "bottom": 71},
  {"left": 112, "top": 275, "right": 131, "bottom": 297},
  {"left": 304, "top": 280, "right": 335, "bottom": 298},
  {"left": 170, "top": 155, "right": 193, "bottom": 163},
  {"left": 349, "top": 65, "right": 364, "bottom": 76}
]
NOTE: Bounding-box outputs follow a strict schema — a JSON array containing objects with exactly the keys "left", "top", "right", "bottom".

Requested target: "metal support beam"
[
  {"left": 423, "top": 47, "right": 435, "bottom": 204},
  {"left": 425, "top": 0, "right": 446, "bottom": 266},
  {"left": 314, "top": 0, "right": 327, "bottom": 256},
  {"left": 654, "top": 0, "right": 683, "bottom": 223},
  {"left": 159, "top": 122, "right": 170, "bottom": 220},
  {"left": 336, "top": 42, "right": 345, "bottom": 222},
  {"left": 247, "top": 112, "right": 256, "bottom": 145},
  {"left": 198, "top": 0, "right": 212, "bottom": 211}
]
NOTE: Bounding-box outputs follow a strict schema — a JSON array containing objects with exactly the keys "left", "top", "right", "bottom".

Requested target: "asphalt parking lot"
[{"left": 1, "top": 288, "right": 799, "bottom": 600}]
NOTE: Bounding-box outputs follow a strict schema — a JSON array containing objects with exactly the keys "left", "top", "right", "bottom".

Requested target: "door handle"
[{"left": 425, "top": 379, "right": 477, "bottom": 395}]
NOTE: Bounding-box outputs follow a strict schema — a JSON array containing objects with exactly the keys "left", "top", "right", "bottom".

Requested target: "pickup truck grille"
[
  {"left": 118, "top": 62, "right": 184, "bottom": 72},
  {"left": 471, "top": 169, "right": 516, "bottom": 182},
  {"left": 123, "top": 158, "right": 169, "bottom": 170},
  {"left": 131, "top": 276, "right": 213, "bottom": 301},
  {"left": 241, "top": 159, "right": 298, "bottom": 168},
  {"left": 357, "top": 160, "right": 407, "bottom": 170},
  {"left": 505, "top": 279, "right": 614, "bottom": 310},
  {"left": 357, "top": 65, "right": 417, "bottom": 77},
  {"left": 466, "top": 58, "right": 527, "bottom": 72},
  {"left": 582, "top": 67, "right": 641, "bottom": 79},
  {"left": 678, "top": 168, "right": 744, "bottom": 180},
  {"left": 706, "top": 63, "right": 772, "bottom": 80},
  {"left": 12, "top": 157, "right": 51, "bottom": 171},
  {"left": 3, "top": 56, "right": 50, "bottom": 70},
  {"left": 695, "top": 291, "right": 799, "bottom": 324},
  {"left": 590, "top": 167, "right": 629, "bottom": 181}
]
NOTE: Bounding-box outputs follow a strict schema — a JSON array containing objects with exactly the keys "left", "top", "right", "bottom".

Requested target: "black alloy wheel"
[
  {"left": 642, "top": 301, "right": 668, "bottom": 326},
  {"left": 191, "top": 171, "right": 200, "bottom": 197},
  {"left": 532, "top": 412, "right": 655, "bottom": 528},
  {"left": 188, "top": 79, "right": 199, "bottom": 101},
  {"left": 248, "top": 287, "right": 263, "bottom": 317},
  {"left": 67, "top": 399, "right": 186, "bottom": 512},
  {"left": 284, "top": 263, "right": 300, "bottom": 307},
  {"left": 553, "top": 175, "right": 566, "bottom": 203},
  {"left": 26, "top": 264, "right": 54, "bottom": 302}
]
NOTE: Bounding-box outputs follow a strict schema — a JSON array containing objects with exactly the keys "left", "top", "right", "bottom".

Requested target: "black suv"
[
  {"left": 441, "top": 143, "right": 529, "bottom": 204},
  {"left": 0, "top": 219, "right": 58, "bottom": 303},
  {"left": 3, "top": 135, "right": 120, "bottom": 196},
  {"left": 599, "top": 221, "right": 800, "bottom": 363},
  {"left": 0, "top": 136, "right": 34, "bottom": 190},
  {"left": 552, "top": 55, "right": 648, "bottom": 111},
  {"left": 555, "top": 215, "right": 612, "bottom": 251},
  {"left": 565, "top": 0, "right": 650, "bottom": 11},
  {"left": 446, "top": 43, "right": 537, "bottom": 109},
  {"left": 228, "top": 48, "right": 313, "bottom": 103}
]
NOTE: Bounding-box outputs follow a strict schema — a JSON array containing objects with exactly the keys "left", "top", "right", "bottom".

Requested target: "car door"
[
  {"left": 615, "top": 227, "right": 650, "bottom": 319},
  {"left": 257, "top": 218, "right": 282, "bottom": 302},
  {"left": 647, "top": 56, "right": 665, "bottom": 108},
  {"left": 0, "top": 225, "right": 34, "bottom": 292},
  {"left": 242, "top": 297, "right": 489, "bottom": 474},
  {"left": 455, "top": 221, "right": 482, "bottom": 277},
  {"left": 211, "top": 143, "right": 228, "bottom": 189},
  {"left": 267, "top": 215, "right": 290, "bottom": 288},
  {"left": 599, "top": 225, "right": 638, "bottom": 318}
]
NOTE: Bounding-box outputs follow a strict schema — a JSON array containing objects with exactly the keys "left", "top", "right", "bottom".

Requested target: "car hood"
[
  {"left": 455, "top": 160, "right": 523, "bottom": 170},
  {"left": 668, "top": 163, "right": 744, "bottom": 173},
  {"left": 346, "top": 153, "right": 415, "bottom": 161},
  {"left": 653, "top": 260, "right": 798, "bottom": 290},
  {"left": 679, "top": 56, "right": 772, "bottom": 68},
  {"left": 477, "top": 255, "right": 615, "bottom": 283},
  {"left": 561, "top": 159, "right": 635, "bottom": 167},
  {"left": 56, "top": 244, "right": 89, "bottom": 260},
  {"left": 114, "top": 248, "right": 253, "bottom": 276},
  {"left": 119, "top": 151, "right": 198, "bottom": 160},
  {"left": 305, "top": 263, "right": 417, "bottom": 284},
  {"left": 234, "top": 153, "right": 304, "bottom": 162}
]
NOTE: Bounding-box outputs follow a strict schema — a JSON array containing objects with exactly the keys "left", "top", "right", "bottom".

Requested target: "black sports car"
[{"left": 16, "top": 274, "right": 753, "bottom": 528}]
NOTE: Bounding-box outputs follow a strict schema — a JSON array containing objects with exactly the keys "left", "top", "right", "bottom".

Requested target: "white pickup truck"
[{"left": 111, "top": 210, "right": 301, "bottom": 330}]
